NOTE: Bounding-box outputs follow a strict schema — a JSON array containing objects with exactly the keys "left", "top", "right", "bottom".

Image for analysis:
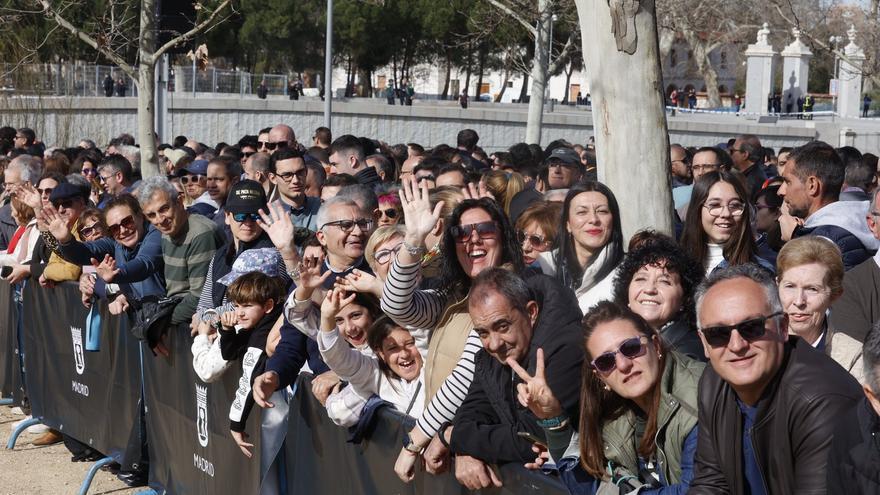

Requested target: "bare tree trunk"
[
  {"left": 684, "top": 32, "right": 721, "bottom": 107},
  {"left": 476, "top": 48, "right": 486, "bottom": 99},
  {"left": 464, "top": 43, "right": 473, "bottom": 96},
  {"left": 525, "top": 0, "right": 551, "bottom": 144},
  {"left": 574, "top": 0, "right": 673, "bottom": 238},
  {"left": 138, "top": 0, "right": 159, "bottom": 178},
  {"left": 441, "top": 53, "right": 451, "bottom": 100},
  {"left": 562, "top": 62, "right": 574, "bottom": 104}
]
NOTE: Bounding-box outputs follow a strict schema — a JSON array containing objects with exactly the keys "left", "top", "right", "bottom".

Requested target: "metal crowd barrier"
[{"left": 0, "top": 282, "right": 568, "bottom": 494}]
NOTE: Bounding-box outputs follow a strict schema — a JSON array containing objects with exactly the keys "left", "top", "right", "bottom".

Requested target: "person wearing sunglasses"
[
  {"left": 29, "top": 183, "right": 91, "bottom": 288},
  {"left": 680, "top": 170, "right": 773, "bottom": 275},
  {"left": 96, "top": 155, "right": 134, "bottom": 209},
  {"left": 518, "top": 301, "right": 703, "bottom": 494},
  {"left": 374, "top": 189, "right": 402, "bottom": 227},
  {"left": 613, "top": 233, "right": 706, "bottom": 361},
  {"left": 538, "top": 181, "right": 625, "bottom": 314},
  {"left": 514, "top": 201, "right": 561, "bottom": 267},
  {"left": 265, "top": 124, "right": 297, "bottom": 155},
  {"left": 389, "top": 178, "right": 524, "bottom": 481},
  {"left": 174, "top": 159, "right": 217, "bottom": 217},
  {"left": 48, "top": 194, "right": 165, "bottom": 317},
  {"left": 689, "top": 263, "right": 862, "bottom": 494}
]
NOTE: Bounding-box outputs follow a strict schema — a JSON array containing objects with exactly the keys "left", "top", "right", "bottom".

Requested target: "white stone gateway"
[
  {"left": 744, "top": 23, "right": 778, "bottom": 116},
  {"left": 837, "top": 25, "right": 866, "bottom": 119},
  {"left": 780, "top": 28, "right": 812, "bottom": 114}
]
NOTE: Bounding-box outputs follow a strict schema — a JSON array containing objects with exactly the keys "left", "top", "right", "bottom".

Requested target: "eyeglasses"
[
  {"left": 81, "top": 168, "right": 97, "bottom": 176},
  {"left": 179, "top": 175, "right": 203, "bottom": 185},
  {"left": 258, "top": 141, "right": 269, "bottom": 149},
  {"left": 320, "top": 218, "right": 373, "bottom": 233},
  {"left": 450, "top": 221, "right": 498, "bottom": 243},
  {"left": 517, "top": 230, "right": 551, "bottom": 248},
  {"left": 78, "top": 222, "right": 100, "bottom": 238},
  {"left": 52, "top": 198, "right": 76, "bottom": 209},
  {"left": 98, "top": 174, "right": 113, "bottom": 183},
  {"left": 107, "top": 215, "right": 136, "bottom": 237},
  {"left": 264, "top": 141, "right": 288, "bottom": 151},
  {"left": 37, "top": 187, "right": 53, "bottom": 197},
  {"left": 700, "top": 312, "right": 784, "bottom": 348},
  {"left": 373, "top": 207, "right": 399, "bottom": 219},
  {"left": 691, "top": 164, "right": 719, "bottom": 173},
  {"left": 232, "top": 212, "right": 260, "bottom": 223},
  {"left": 702, "top": 200, "right": 745, "bottom": 217},
  {"left": 374, "top": 244, "right": 402, "bottom": 265},
  {"left": 275, "top": 169, "right": 306, "bottom": 182},
  {"left": 590, "top": 336, "right": 649, "bottom": 374}
]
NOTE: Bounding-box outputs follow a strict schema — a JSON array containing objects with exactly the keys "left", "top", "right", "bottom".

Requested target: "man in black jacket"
[
  {"left": 690, "top": 264, "right": 862, "bottom": 494},
  {"left": 444, "top": 268, "right": 583, "bottom": 491},
  {"left": 827, "top": 322, "right": 880, "bottom": 494}
]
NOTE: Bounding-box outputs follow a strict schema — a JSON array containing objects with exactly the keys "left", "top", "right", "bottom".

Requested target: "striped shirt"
[{"left": 162, "top": 213, "right": 224, "bottom": 325}]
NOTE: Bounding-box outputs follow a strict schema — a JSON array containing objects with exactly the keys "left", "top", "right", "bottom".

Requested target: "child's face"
[{"left": 234, "top": 301, "right": 273, "bottom": 329}]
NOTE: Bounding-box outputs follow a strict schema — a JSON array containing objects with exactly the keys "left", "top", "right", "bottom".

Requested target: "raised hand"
[
  {"left": 220, "top": 310, "right": 238, "bottom": 330},
  {"left": 507, "top": 348, "right": 563, "bottom": 420},
  {"left": 38, "top": 205, "right": 71, "bottom": 241},
  {"left": 258, "top": 201, "right": 296, "bottom": 256},
  {"left": 319, "top": 287, "right": 356, "bottom": 331},
  {"left": 16, "top": 182, "right": 42, "bottom": 210},
  {"left": 297, "top": 256, "right": 331, "bottom": 290},
  {"left": 336, "top": 269, "right": 382, "bottom": 297},
  {"left": 399, "top": 176, "right": 443, "bottom": 247},
  {"left": 462, "top": 181, "right": 494, "bottom": 201},
  {"left": 92, "top": 254, "right": 121, "bottom": 283}
]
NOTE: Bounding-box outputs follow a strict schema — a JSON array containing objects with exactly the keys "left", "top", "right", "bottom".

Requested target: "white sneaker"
[
  {"left": 26, "top": 422, "right": 49, "bottom": 434},
  {"left": 11, "top": 415, "right": 32, "bottom": 430},
  {"left": 10, "top": 406, "right": 24, "bottom": 415}
]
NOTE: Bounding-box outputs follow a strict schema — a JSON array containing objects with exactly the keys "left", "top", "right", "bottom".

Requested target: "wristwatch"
[{"left": 537, "top": 415, "right": 569, "bottom": 430}]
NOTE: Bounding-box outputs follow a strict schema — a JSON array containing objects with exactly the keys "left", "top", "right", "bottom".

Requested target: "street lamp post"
[
  {"left": 547, "top": 13, "right": 558, "bottom": 101},
  {"left": 324, "top": 0, "right": 333, "bottom": 129}
]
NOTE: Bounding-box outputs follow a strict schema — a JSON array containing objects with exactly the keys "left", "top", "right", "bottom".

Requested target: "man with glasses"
[
  {"left": 13, "top": 128, "right": 35, "bottom": 151},
  {"left": 729, "top": 134, "right": 767, "bottom": 199},
  {"left": 314, "top": 197, "right": 374, "bottom": 288},
  {"left": 439, "top": 268, "right": 582, "bottom": 490},
  {"left": 96, "top": 155, "right": 134, "bottom": 208},
  {"left": 779, "top": 141, "right": 878, "bottom": 270},
  {"left": 329, "top": 134, "right": 381, "bottom": 187},
  {"left": 270, "top": 148, "right": 320, "bottom": 232},
  {"left": 690, "top": 263, "right": 862, "bottom": 494},
  {"left": 265, "top": 124, "right": 297, "bottom": 155}
]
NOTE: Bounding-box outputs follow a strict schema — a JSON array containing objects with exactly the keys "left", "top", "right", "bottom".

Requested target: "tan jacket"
[{"left": 424, "top": 294, "right": 472, "bottom": 400}]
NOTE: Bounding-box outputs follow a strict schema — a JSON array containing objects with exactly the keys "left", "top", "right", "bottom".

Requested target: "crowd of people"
[{"left": 1, "top": 121, "right": 880, "bottom": 494}]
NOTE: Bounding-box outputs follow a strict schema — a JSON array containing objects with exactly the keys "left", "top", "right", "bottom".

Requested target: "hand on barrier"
[
  {"left": 454, "top": 454, "right": 503, "bottom": 490},
  {"left": 230, "top": 430, "right": 254, "bottom": 459},
  {"left": 253, "top": 371, "right": 280, "bottom": 408},
  {"left": 311, "top": 370, "right": 341, "bottom": 406},
  {"left": 423, "top": 433, "right": 451, "bottom": 475},
  {"left": 38, "top": 274, "right": 55, "bottom": 289},
  {"left": 523, "top": 443, "right": 550, "bottom": 471},
  {"left": 507, "top": 348, "right": 563, "bottom": 420},
  {"left": 336, "top": 269, "right": 382, "bottom": 297},
  {"left": 6, "top": 264, "right": 30, "bottom": 284},
  {"left": 394, "top": 447, "right": 420, "bottom": 482},
  {"left": 91, "top": 254, "right": 120, "bottom": 283},
  {"left": 79, "top": 272, "right": 96, "bottom": 296},
  {"left": 81, "top": 291, "right": 93, "bottom": 308},
  {"left": 108, "top": 294, "right": 130, "bottom": 315}
]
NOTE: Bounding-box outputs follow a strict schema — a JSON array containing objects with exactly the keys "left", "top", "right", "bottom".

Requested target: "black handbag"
[{"left": 130, "top": 295, "right": 182, "bottom": 349}]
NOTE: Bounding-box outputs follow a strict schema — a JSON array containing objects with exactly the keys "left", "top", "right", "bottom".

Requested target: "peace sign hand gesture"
[{"left": 507, "top": 348, "right": 563, "bottom": 420}]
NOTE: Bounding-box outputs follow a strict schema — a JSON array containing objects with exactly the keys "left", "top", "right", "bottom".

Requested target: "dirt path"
[{"left": 0, "top": 405, "right": 141, "bottom": 495}]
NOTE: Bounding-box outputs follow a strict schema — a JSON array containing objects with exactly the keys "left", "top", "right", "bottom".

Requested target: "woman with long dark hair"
[
  {"left": 538, "top": 181, "right": 624, "bottom": 312},
  {"left": 388, "top": 177, "right": 524, "bottom": 481},
  {"left": 515, "top": 302, "right": 704, "bottom": 493},
  {"left": 679, "top": 171, "right": 771, "bottom": 274}
]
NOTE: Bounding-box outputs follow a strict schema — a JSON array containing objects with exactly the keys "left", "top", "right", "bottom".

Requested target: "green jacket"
[{"left": 601, "top": 351, "right": 704, "bottom": 485}]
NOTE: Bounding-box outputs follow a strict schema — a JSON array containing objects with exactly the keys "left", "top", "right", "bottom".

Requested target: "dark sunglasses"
[
  {"left": 450, "top": 221, "right": 498, "bottom": 243},
  {"left": 78, "top": 223, "right": 100, "bottom": 238},
  {"left": 108, "top": 215, "right": 136, "bottom": 237},
  {"left": 38, "top": 187, "right": 53, "bottom": 196},
  {"left": 373, "top": 207, "right": 398, "bottom": 219},
  {"left": 591, "top": 336, "right": 649, "bottom": 374},
  {"left": 52, "top": 198, "right": 76, "bottom": 209},
  {"left": 81, "top": 168, "right": 97, "bottom": 176},
  {"left": 701, "top": 312, "right": 784, "bottom": 348},
  {"left": 264, "top": 141, "right": 288, "bottom": 151},
  {"left": 232, "top": 212, "right": 261, "bottom": 223},
  {"left": 179, "top": 175, "right": 203, "bottom": 185},
  {"left": 516, "top": 230, "right": 550, "bottom": 248},
  {"left": 243, "top": 151, "right": 256, "bottom": 158}
]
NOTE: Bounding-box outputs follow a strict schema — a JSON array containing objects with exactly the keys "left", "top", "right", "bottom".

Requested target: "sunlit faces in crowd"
[
  {"left": 179, "top": 173, "right": 207, "bottom": 201},
  {"left": 566, "top": 191, "right": 613, "bottom": 258},
  {"left": 271, "top": 156, "right": 308, "bottom": 201},
  {"left": 452, "top": 207, "right": 502, "bottom": 279},
  {"left": 104, "top": 203, "right": 145, "bottom": 249},
  {"left": 515, "top": 201, "right": 560, "bottom": 266},
  {"left": 700, "top": 180, "right": 745, "bottom": 244},
  {"left": 470, "top": 290, "right": 538, "bottom": 365},
  {"left": 627, "top": 263, "right": 685, "bottom": 330},
  {"left": 206, "top": 162, "right": 237, "bottom": 204},
  {"left": 317, "top": 202, "right": 371, "bottom": 266},
  {"left": 141, "top": 190, "right": 187, "bottom": 237},
  {"left": 368, "top": 320, "right": 422, "bottom": 382},
  {"left": 37, "top": 176, "right": 60, "bottom": 209}
]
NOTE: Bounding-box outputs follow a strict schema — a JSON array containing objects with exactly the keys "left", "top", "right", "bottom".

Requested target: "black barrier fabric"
[
  {"left": 0, "top": 281, "right": 20, "bottom": 402},
  {"left": 285, "top": 374, "right": 569, "bottom": 495},
  {"left": 22, "top": 283, "right": 141, "bottom": 460},
  {"left": 142, "top": 326, "right": 262, "bottom": 494}
]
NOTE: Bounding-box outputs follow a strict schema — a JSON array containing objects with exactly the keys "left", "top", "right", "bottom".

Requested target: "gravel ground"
[{"left": 0, "top": 404, "right": 141, "bottom": 495}]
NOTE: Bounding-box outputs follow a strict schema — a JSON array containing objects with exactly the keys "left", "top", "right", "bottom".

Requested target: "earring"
[{"left": 603, "top": 384, "right": 610, "bottom": 391}]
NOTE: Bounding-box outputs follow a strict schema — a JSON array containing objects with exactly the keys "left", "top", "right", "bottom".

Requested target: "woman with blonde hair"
[{"left": 482, "top": 170, "right": 524, "bottom": 216}]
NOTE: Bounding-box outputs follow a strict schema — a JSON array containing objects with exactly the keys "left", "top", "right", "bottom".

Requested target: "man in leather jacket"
[{"left": 689, "top": 264, "right": 862, "bottom": 494}]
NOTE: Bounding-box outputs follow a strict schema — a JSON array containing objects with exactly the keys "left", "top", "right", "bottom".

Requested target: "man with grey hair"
[
  {"left": 137, "top": 176, "right": 224, "bottom": 353},
  {"left": 689, "top": 263, "right": 862, "bottom": 494},
  {"left": 827, "top": 322, "right": 880, "bottom": 492},
  {"left": 0, "top": 155, "right": 42, "bottom": 249},
  {"left": 337, "top": 184, "right": 378, "bottom": 220},
  {"left": 97, "top": 154, "right": 134, "bottom": 208},
  {"left": 313, "top": 196, "right": 374, "bottom": 289},
  {"left": 114, "top": 144, "right": 141, "bottom": 181}
]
